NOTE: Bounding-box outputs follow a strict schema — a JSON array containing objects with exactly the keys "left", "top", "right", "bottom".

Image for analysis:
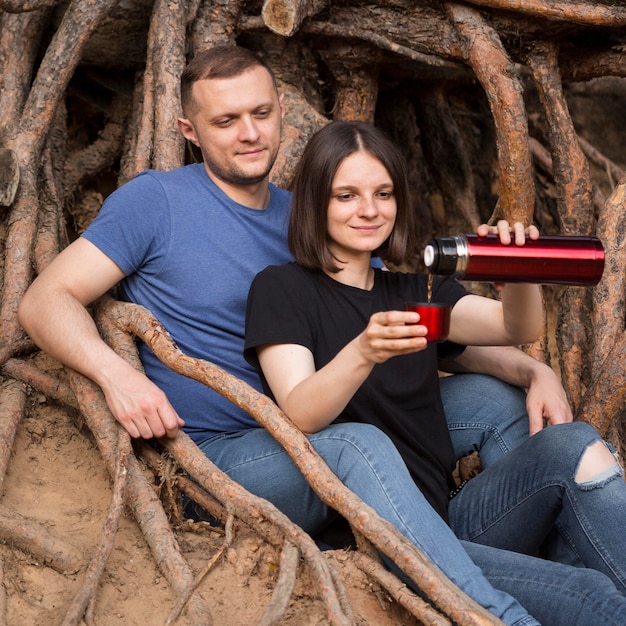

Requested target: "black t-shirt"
[{"left": 244, "top": 263, "right": 469, "bottom": 520}]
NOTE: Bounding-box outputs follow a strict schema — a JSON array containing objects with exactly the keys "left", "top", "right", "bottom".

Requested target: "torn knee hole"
[{"left": 575, "top": 440, "right": 619, "bottom": 484}]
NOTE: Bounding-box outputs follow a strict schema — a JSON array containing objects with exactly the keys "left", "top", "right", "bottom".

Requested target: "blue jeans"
[
  {"left": 440, "top": 373, "right": 530, "bottom": 466},
  {"left": 200, "top": 420, "right": 626, "bottom": 626}
]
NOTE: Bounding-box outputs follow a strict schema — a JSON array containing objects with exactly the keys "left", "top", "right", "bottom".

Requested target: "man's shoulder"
[
  {"left": 268, "top": 183, "right": 292, "bottom": 207},
  {"left": 132, "top": 163, "right": 206, "bottom": 187}
]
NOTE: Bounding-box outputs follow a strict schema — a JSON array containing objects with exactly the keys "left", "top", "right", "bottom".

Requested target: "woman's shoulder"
[
  {"left": 256, "top": 262, "right": 306, "bottom": 280},
  {"left": 253, "top": 263, "right": 315, "bottom": 291}
]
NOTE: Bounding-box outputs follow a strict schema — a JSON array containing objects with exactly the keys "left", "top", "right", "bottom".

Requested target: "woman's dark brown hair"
[{"left": 288, "top": 120, "right": 417, "bottom": 272}]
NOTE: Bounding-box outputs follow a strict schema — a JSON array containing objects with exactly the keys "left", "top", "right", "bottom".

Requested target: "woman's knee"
[
  {"left": 311, "top": 422, "right": 406, "bottom": 476},
  {"left": 315, "top": 422, "right": 394, "bottom": 448}
]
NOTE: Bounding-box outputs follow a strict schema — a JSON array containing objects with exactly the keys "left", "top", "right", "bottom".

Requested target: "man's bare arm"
[{"left": 18, "top": 238, "right": 184, "bottom": 438}]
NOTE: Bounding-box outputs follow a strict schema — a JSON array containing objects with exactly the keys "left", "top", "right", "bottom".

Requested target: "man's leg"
[
  {"left": 441, "top": 373, "right": 589, "bottom": 566},
  {"left": 440, "top": 373, "right": 529, "bottom": 466}
]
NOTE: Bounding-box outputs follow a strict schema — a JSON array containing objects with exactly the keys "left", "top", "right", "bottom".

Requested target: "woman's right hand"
[{"left": 357, "top": 310, "right": 429, "bottom": 364}]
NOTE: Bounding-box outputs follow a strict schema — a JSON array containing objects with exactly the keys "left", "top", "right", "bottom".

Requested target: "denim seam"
[{"left": 447, "top": 422, "right": 513, "bottom": 454}]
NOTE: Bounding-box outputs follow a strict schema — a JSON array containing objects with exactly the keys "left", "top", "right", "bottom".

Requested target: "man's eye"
[
  {"left": 215, "top": 119, "right": 233, "bottom": 127},
  {"left": 255, "top": 110, "right": 271, "bottom": 119}
]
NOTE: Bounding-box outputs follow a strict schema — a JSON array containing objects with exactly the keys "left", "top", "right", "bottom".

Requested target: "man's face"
[{"left": 178, "top": 66, "right": 285, "bottom": 192}]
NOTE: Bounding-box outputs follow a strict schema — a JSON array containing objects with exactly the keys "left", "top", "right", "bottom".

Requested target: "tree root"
[
  {"left": 445, "top": 1, "right": 534, "bottom": 226},
  {"left": 0, "top": 378, "right": 85, "bottom": 580},
  {"left": 0, "top": 379, "right": 26, "bottom": 493},
  {"left": 2, "top": 357, "right": 78, "bottom": 410},
  {"left": 0, "top": 506, "right": 83, "bottom": 574},
  {"left": 256, "top": 540, "right": 300, "bottom": 626},
  {"left": 352, "top": 552, "right": 452, "bottom": 626},
  {"left": 67, "top": 369, "right": 215, "bottom": 625},
  {"left": 464, "top": 0, "right": 626, "bottom": 27},
  {"left": 163, "top": 432, "right": 355, "bottom": 626},
  {"left": 164, "top": 514, "right": 237, "bottom": 626},
  {"left": 525, "top": 38, "right": 595, "bottom": 411}
]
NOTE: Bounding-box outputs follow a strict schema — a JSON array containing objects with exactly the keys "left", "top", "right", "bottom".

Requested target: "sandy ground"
[{"left": 0, "top": 379, "right": 423, "bottom": 626}]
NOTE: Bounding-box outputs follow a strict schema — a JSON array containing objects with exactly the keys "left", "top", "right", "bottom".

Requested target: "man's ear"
[
  {"left": 279, "top": 92, "right": 285, "bottom": 120},
  {"left": 177, "top": 117, "right": 199, "bottom": 145}
]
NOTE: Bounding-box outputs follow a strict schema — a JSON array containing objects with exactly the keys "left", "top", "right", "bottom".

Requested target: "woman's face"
[{"left": 327, "top": 150, "right": 397, "bottom": 262}]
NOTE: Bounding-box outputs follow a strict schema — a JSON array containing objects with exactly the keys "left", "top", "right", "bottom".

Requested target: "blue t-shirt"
[{"left": 83, "top": 164, "right": 294, "bottom": 443}]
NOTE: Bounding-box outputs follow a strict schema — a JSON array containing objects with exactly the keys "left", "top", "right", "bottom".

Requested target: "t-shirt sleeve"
[
  {"left": 244, "top": 265, "right": 315, "bottom": 373},
  {"left": 429, "top": 274, "right": 469, "bottom": 307},
  {"left": 81, "top": 171, "right": 169, "bottom": 276}
]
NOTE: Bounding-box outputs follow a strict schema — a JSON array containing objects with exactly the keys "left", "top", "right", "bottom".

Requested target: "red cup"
[{"left": 404, "top": 302, "right": 451, "bottom": 342}]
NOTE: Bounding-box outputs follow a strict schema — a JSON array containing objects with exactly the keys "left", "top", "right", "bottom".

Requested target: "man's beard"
[{"left": 203, "top": 145, "right": 278, "bottom": 186}]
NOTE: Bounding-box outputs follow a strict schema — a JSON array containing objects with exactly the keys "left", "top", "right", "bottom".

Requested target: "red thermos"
[{"left": 423, "top": 234, "right": 605, "bottom": 286}]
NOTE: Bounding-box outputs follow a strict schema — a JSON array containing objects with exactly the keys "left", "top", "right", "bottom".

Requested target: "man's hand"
[
  {"left": 526, "top": 366, "right": 573, "bottom": 436},
  {"left": 100, "top": 363, "right": 185, "bottom": 439}
]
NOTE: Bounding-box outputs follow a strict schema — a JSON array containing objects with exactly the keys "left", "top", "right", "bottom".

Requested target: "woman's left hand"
[{"left": 477, "top": 220, "right": 539, "bottom": 246}]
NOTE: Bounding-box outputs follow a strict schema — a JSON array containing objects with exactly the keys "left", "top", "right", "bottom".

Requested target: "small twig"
[
  {"left": 0, "top": 558, "right": 6, "bottom": 626},
  {"left": 578, "top": 135, "right": 625, "bottom": 190},
  {"left": 165, "top": 514, "right": 237, "bottom": 625},
  {"left": 135, "top": 440, "right": 228, "bottom": 524}
]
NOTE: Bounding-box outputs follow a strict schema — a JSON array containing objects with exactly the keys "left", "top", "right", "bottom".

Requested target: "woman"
[{"left": 244, "top": 120, "right": 626, "bottom": 625}]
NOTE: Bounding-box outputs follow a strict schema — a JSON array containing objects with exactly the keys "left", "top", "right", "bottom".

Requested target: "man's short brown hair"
[{"left": 180, "top": 45, "right": 278, "bottom": 117}]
